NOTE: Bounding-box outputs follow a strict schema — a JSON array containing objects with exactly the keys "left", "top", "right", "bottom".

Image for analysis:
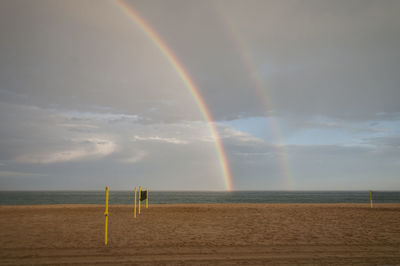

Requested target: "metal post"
[
  {"left": 104, "top": 186, "right": 109, "bottom": 245},
  {"left": 146, "top": 188, "right": 149, "bottom": 208},
  {"left": 139, "top": 186, "right": 141, "bottom": 214},
  {"left": 370, "top": 190, "right": 373, "bottom": 208},
  {"left": 134, "top": 187, "right": 137, "bottom": 218}
]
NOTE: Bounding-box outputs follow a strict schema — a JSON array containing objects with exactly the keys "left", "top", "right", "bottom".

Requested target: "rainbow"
[
  {"left": 219, "top": 15, "right": 293, "bottom": 189},
  {"left": 113, "top": 0, "right": 233, "bottom": 190}
]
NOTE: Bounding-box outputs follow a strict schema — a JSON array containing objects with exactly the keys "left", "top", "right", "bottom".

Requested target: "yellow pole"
[
  {"left": 104, "top": 186, "right": 109, "bottom": 246},
  {"left": 370, "top": 190, "right": 373, "bottom": 208},
  {"left": 146, "top": 188, "right": 149, "bottom": 208},
  {"left": 139, "top": 186, "right": 141, "bottom": 215},
  {"left": 134, "top": 187, "right": 137, "bottom": 218}
]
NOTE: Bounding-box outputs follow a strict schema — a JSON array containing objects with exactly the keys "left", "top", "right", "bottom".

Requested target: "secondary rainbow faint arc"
[
  {"left": 114, "top": 0, "right": 233, "bottom": 190},
  {"left": 218, "top": 13, "right": 293, "bottom": 189}
]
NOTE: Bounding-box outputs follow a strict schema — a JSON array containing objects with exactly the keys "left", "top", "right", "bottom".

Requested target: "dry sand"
[{"left": 0, "top": 203, "right": 400, "bottom": 265}]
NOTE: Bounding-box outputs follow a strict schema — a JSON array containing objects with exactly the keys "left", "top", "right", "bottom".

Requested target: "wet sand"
[{"left": 0, "top": 204, "right": 400, "bottom": 265}]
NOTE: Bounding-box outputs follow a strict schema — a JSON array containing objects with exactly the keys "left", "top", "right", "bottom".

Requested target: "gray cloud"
[
  {"left": 0, "top": 0, "right": 399, "bottom": 190},
  {"left": 131, "top": 0, "right": 400, "bottom": 120},
  {"left": 1, "top": 0, "right": 399, "bottom": 121},
  {"left": 0, "top": 101, "right": 228, "bottom": 189}
]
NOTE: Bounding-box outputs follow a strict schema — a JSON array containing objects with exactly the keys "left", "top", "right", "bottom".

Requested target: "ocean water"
[{"left": 0, "top": 191, "right": 400, "bottom": 205}]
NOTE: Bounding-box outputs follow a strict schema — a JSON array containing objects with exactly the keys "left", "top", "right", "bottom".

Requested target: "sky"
[{"left": 0, "top": 0, "right": 399, "bottom": 190}]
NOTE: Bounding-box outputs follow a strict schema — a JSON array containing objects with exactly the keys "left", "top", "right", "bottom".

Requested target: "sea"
[{"left": 0, "top": 191, "right": 400, "bottom": 205}]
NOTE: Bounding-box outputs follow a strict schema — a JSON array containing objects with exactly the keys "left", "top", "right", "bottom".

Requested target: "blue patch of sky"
[
  {"left": 284, "top": 128, "right": 364, "bottom": 146},
  {"left": 224, "top": 116, "right": 400, "bottom": 146},
  {"left": 224, "top": 116, "right": 275, "bottom": 141},
  {"left": 379, "top": 119, "right": 400, "bottom": 134}
]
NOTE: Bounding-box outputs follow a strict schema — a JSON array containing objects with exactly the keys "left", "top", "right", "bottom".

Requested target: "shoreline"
[{"left": 1, "top": 202, "right": 399, "bottom": 207}]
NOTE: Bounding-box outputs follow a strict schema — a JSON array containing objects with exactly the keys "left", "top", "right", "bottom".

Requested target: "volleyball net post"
[
  {"left": 146, "top": 188, "right": 149, "bottom": 208},
  {"left": 370, "top": 190, "right": 373, "bottom": 209},
  {"left": 134, "top": 187, "right": 137, "bottom": 218},
  {"left": 139, "top": 186, "right": 141, "bottom": 214},
  {"left": 104, "top": 186, "right": 109, "bottom": 246}
]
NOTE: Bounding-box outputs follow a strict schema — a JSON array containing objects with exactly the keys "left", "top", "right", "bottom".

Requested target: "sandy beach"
[{"left": 0, "top": 204, "right": 399, "bottom": 265}]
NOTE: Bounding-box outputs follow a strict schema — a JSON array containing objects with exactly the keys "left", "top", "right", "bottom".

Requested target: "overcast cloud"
[{"left": 0, "top": 0, "right": 399, "bottom": 190}]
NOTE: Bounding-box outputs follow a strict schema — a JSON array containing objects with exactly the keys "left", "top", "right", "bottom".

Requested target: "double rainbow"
[{"left": 114, "top": 0, "right": 233, "bottom": 190}]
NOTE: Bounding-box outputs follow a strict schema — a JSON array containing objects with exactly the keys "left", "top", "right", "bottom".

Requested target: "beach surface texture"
[{"left": 0, "top": 204, "right": 399, "bottom": 265}]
